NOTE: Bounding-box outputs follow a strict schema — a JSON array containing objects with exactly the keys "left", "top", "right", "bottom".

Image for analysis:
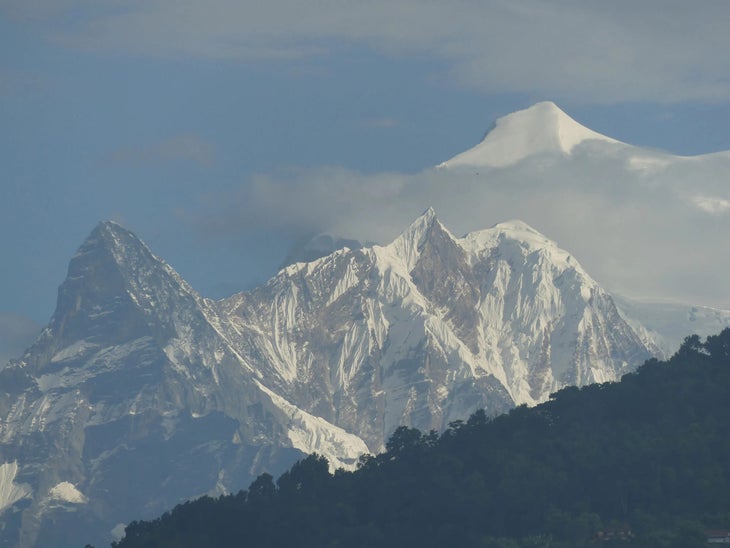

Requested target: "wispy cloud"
[
  {"left": 691, "top": 195, "right": 730, "bottom": 214},
  {"left": 8, "top": 0, "right": 730, "bottom": 103},
  {"left": 105, "top": 133, "right": 217, "bottom": 167}
]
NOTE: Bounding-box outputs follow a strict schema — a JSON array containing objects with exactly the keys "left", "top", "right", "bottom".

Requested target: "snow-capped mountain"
[
  {"left": 0, "top": 222, "right": 366, "bottom": 547},
  {"left": 419, "top": 100, "right": 730, "bottom": 322},
  {"left": 432, "top": 101, "right": 730, "bottom": 352},
  {"left": 437, "top": 101, "right": 730, "bottom": 176},
  {"left": 437, "top": 101, "right": 621, "bottom": 169},
  {"left": 219, "top": 209, "right": 649, "bottom": 450},
  {"left": 4, "top": 99, "right": 730, "bottom": 547},
  {"left": 0, "top": 211, "right": 653, "bottom": 547}
]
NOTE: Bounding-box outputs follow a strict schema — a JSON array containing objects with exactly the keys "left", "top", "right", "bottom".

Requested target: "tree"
[
  {"left": 247, "top": 472, "right": 275, "bottom": 503},
  {"left": 385, "top": 426, "right": 423, "bottom": 457}
]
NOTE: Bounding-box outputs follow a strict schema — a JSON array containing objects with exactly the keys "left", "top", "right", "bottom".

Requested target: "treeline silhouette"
[{"left": 112, "top": 329, "right": 730, "bottom": 547}]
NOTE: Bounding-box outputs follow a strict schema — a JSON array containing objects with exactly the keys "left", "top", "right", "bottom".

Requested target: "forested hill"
[{"left": 113, "top": 330, "right": 730, "bottom": 548}]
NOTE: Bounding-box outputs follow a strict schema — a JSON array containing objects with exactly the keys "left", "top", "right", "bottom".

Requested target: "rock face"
[{"left": 0, "top": 213, "right": 652, "bottom": 547}]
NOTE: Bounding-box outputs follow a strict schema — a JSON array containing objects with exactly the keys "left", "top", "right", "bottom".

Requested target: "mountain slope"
[
  {"left": 0, "top": 222, "right": 365, "bottom": 548},
  {"left": 115, "top": 329, "right": 730, "bottom": 548},
  {"left": 218, "top": 209, "right": 650, "bottom": 451},
  {"left": 0, "top": 213, "right": 651, "bottom": 546}
]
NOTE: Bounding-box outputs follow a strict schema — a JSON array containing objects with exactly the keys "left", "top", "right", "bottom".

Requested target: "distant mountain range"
[{"left": 1, "top": 102, "right": 729, "bottom": 547}]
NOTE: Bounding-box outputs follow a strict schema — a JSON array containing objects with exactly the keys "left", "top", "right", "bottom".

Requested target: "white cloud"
[
  {"left": 192, "top": 144, "right": 730, "bottom": 310},
  {"left": 691, "top": 195, "right": 730, "bottom": 214},
  {"left": 8, "top": 0, "right": 730, "bottom": 103}
]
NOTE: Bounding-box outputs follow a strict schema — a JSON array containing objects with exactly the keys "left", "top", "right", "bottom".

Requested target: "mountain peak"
[
  {"left": 398, "top": 207, "right": 440, "bottom": 243},
  {"left": 46, "top": 221, "right": 196, "bottom": 345},
  {"left": 460, "top": 218, "right": 553, "bottom": 250},
  {"left": 491, "top": 219, "right": 546, "bottom": 237},
  {"left": 97, "top": 219, "right": 125, "bottom": 230},
  {"left": 421, "top": 205, "right": 437, "bottom": 219},
  {"left": 488, "top": 219, "right": 566, "bottom": 253},
  {"left": 459, "top": 218, "right": 585, "bottom": 275},
  {"left": 84, "top": 220, "right": 145, "bottom": 256},
  {"left": 388, "top": 208, "right": 452, "bottom": 271},
  {"left": 439, "top": 101, "right": 620, "bottom": 169}
]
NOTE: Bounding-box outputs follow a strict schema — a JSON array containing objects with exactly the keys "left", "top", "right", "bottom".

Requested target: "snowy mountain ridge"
[
  {"left": 3, "top": 97, "right": 729, "bottom": 546},
  {"left": 0, "top": 210, "right": 657, "bottom": 546}
]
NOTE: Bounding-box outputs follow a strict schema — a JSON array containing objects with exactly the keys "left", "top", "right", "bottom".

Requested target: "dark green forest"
[{"left": 112, "top": 329, "right": 730, "bottom": 547}]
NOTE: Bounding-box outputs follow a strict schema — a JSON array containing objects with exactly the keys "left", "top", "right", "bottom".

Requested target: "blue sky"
[{"left": 2, "top": 1, "right": 730, "bottom": 362}]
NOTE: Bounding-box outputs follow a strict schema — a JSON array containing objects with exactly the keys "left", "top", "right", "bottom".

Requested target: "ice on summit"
[{"left": 439, "top": 101, "right": 621, "bottom": 169}]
